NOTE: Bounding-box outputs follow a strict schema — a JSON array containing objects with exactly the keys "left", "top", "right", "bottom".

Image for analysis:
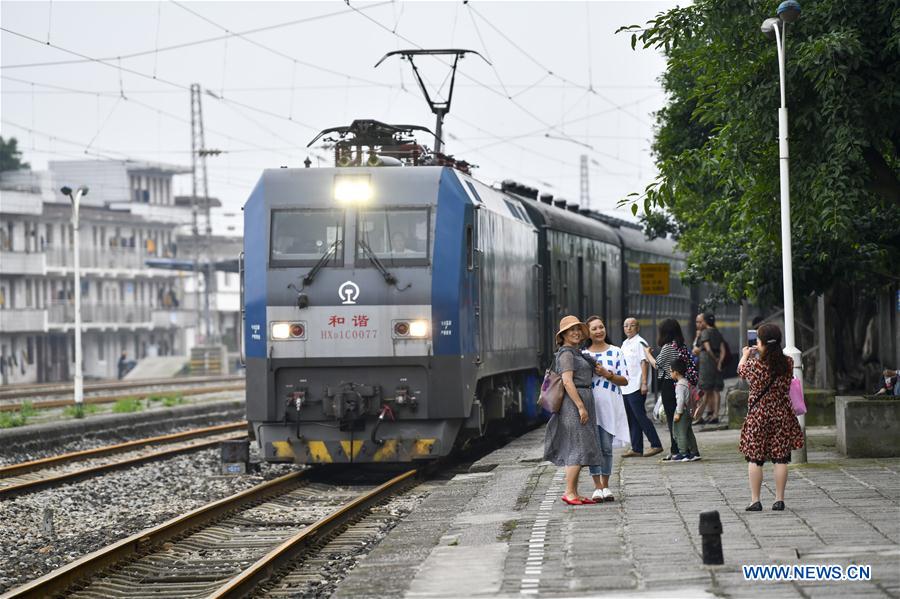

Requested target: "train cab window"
[
  {"left": 270, "top": 209, "right": 344, "bottom": 266},
  {"left": 356, "top": 208, "right": 430, "bottom": 266}
]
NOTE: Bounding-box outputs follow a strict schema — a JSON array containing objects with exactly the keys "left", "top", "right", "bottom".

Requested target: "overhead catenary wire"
[
  {"left": 465, "top": 4, "right": 652, "bottom": 129},
  {"left": 0, "top": 27, "right": 320, "bottom": 134},
  {"left": 1, "top": 83, "right": 661, "bottom": 95},
  {"left": 169, "top": 0, "right": 388, "bottom": 90},
  {"left": 3, "top": 3, "right": 659, "bottom": 211},
  {"left": 2, "top": 0, "right": 394, "bottom": 82},
  {"left": 464, "top": 3, "right": 511, "bottom": 100},
  {"left": 1, "top": 75, "right": 302, "bottom": 159},
  {"left": 345, "top": 1, "right": 601, "bottom": 151}
]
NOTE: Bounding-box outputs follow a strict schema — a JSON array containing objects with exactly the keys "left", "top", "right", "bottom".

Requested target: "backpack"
[{"left": 675, "top": 343, "right": 698, "bottom": 387}]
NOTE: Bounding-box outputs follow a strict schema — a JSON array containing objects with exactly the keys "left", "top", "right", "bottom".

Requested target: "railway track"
[
  {"left": 0, "top": 422, "right": 248, "bottom": 498},
  {"left": 4, "top": 469, "right": 418, "bottom": 598},
  {"left": 0, "top": 378, "right": 245, "bottom": 413}
]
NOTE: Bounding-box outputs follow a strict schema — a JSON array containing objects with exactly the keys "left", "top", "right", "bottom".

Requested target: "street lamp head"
[
  {"left": 60, "top": 186, "right": 73, "bottom": 197},
  {"left": 78, "top": 186, "right": 89, "bottom": 196},
  {"left": 760, "top": 17, "right": 781, "bottom": 39},
  {"left": 777, "top": 0, "right": 801, "bottom": 23}
]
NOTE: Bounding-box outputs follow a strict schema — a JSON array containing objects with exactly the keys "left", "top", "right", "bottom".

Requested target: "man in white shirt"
[{"left": 620, "top": 318, "right": 664, "bottom": 457}]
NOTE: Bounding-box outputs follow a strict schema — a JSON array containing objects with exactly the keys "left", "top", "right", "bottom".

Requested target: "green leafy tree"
[
  {"left": 620, "top": 0, "right": 899, "bottom": 387},
  {"left": 0, "top": 137, "right": 30, "bottom": 172}
]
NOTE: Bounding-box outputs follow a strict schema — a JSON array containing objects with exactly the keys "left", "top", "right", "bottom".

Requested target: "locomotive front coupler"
[{"left": 325, "top": 382, "right": 382, "bottom": 431}]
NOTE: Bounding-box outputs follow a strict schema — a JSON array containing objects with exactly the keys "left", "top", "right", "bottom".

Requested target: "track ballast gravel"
[{"left": 0, "top": 448, "right": 294, "bottom": 594}]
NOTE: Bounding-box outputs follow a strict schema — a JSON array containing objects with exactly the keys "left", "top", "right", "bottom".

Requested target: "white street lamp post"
[
  {"left": 61, "top": 186, "right": 88, "bottom": 417},
  {"left": 762, "top": 0, "right": 805, "bottom": 462}
]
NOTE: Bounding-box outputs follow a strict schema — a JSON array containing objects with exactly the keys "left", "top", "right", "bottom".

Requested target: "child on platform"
[{"left": 671, "top": 358, "right": 701, "bottom": 462}]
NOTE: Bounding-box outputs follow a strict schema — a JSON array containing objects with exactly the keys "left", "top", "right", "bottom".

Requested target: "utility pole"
[
  {"left": 579, "top": 154, "right": 590, "bottom": 210},
  {"left": 190, "top": 83, "right": 213, "bottom": 344},
  {"left": 60, "top": 186, "right": 88, "bottom": 416}
]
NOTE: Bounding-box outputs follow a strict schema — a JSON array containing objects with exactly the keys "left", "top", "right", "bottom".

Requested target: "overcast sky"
[{"left": 1, "top": 1, "right": 676, "bottom": 234}]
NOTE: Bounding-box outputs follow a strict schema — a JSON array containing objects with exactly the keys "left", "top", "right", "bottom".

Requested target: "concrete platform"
[
  {"left": 334, "top": 423, "right": 900, "bottom": 598},
  {"left": 123, "top": 355, "right": 189, "bottom": 380}
]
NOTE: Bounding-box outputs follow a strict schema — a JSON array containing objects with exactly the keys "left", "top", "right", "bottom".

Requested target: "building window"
[
  {"left": 26, "top": 337, "right": 34, "bottom": 365},
  {"left": 2, "top": 222, "right": 12, "bottom": 250}
]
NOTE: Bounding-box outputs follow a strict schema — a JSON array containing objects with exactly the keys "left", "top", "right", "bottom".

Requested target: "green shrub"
[
  {"left": 147, "top": 393, "right": 184, "bottom": 407},
  {"left": 19, "top": 400, "right": 36, "bottom": 419},
  {"left": 0, "top": 400, "right": 38, "bottom": 427},
  {"left": 63, "top": 403, "right": 99, "bottom": 418},
  {"left": 112, "top": 397, "right": 143, "bottom": 413},
  {"left": 0, "top": 410, "right": 28, "bottom": 428},
  {"left": 162, "top": 394, "right": 184, "bottom": 407}
]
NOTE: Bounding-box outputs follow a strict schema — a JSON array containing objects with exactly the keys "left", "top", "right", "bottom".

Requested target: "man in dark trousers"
[{"left": 117, "top": 351, "right": 128, "bottom": 379}]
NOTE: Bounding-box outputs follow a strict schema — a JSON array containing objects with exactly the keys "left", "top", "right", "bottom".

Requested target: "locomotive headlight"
[
  {"left": 334, "top": 174, "right": 371, "bottom": 203},
  {"left": 408, "top": 320, "right": 429, "bottom": 338},
  {"left": 271, "top": 322, "right": 291, "bottom": 339}
]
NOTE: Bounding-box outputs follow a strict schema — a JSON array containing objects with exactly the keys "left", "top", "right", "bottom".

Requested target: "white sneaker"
[
  {"left": 601, "top": 488, "right": 615, "bottom": 502},
  {"left": 591, "top": 489, "right": 605, "bottom": 501}
]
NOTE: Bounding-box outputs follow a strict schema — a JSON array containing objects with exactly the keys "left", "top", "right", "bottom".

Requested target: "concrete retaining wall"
[
  {"left": 836, "top": 396, "right": 900, "bottom": 458},
  {"left": 726, "top": 388, "right": 836, "bottom": 428},
  {"left": 0, "top": 399, "right": 245, "bottom": 457}
]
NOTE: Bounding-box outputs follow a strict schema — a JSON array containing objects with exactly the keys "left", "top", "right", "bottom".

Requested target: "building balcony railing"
[
  {"left": 47, "top": 301, "right": 152, "bottom": 326},
  {"left": 0, "top": 250, "right": 46, "bottom": 275},
  {"left": 45, "top": 246, "right": 177, "bottom": 272},
  {"left": 152, "top": 309, "right": 198, "bottom": 329},
  {"left": 0, "top": 308, "right": 47, "bottom": 333}
]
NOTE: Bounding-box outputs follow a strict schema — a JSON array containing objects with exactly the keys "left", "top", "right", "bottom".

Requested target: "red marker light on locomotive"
[
  {"left": 394, "top": 321, "right": 410, "bottom": 336},
  {"left": 290, "top": 323, "right": 305, "bottom": 338}
]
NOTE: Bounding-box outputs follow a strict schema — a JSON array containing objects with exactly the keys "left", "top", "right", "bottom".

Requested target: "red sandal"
[{"left": 561, "top": 495, "right": 596, "bottom": 505}]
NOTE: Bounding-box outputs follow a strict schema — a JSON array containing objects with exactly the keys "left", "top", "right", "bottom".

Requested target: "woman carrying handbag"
[
  {"left": 738, "top": 323, "right": 804, "bottom": 512},
  {"left": 543, "top": 316, "right": 604, "bottom": 505}
]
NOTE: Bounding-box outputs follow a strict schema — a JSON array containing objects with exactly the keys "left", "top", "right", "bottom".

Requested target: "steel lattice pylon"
[{"left": 190, "top": 83, "right": 213, "bottom": 344}]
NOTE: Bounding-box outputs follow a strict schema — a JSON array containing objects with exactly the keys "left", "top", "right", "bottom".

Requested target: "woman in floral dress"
[{"left": 738, "top": 323, "right": 804, "bottom": 512}]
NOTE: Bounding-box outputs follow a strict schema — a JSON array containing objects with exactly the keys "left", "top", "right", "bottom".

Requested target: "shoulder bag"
[
  {"left": 789, "top": 377, "right": 806, "bottom": 415},
  {"left": 538, "top": 347, "right": 584, "bottom": 413}
]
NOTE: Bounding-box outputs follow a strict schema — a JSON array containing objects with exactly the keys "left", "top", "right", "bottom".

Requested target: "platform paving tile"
[{"left": 331, "top": 425, "right": 899, "bottom": 598}]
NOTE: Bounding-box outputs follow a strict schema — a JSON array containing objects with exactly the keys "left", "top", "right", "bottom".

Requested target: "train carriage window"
[
  {"left": 357, "top": 208, "right": 430, "bottom": 266},
  {"left": 270, "top": 209, "right": 344, "bottom": 266}
]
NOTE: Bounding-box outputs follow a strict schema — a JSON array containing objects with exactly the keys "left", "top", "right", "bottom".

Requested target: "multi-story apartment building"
[
  {"left": 0, "top": 160, "right": 199, "bottom": 384},
  {"left": 177, "top": 234, "right": 243, "bottom": 357}
]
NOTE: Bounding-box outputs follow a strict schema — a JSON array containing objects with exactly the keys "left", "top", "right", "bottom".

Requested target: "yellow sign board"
[{"left": 639, "top": 263, "right": 670, "bottom": 295}]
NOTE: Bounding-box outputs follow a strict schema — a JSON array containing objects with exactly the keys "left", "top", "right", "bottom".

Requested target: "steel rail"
[
  {"left": 0, "top": 374, "right": 244, "bottom": 400},
  {"left": 0, "top": 430, "right": 247, "bottom": 498},
  {"left": 0, "top": 421, "right": 247, "bottom": 477},
  {"left": 1, "top": 470, "right": 306, "bottom": 599},
  {"left": 0, "top": 383, "right": 245, "bottom": 412},
  {"left": 207, "top": 469, "right": 418, "bottom": 599}
]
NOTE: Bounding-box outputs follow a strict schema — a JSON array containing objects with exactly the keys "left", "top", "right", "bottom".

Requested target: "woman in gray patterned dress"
[
  {"left": 692, "top": 313, "right": 725, "bottom": 424},
  {"left": 544, "top": 316, "right": 604, "bottom": 505}
]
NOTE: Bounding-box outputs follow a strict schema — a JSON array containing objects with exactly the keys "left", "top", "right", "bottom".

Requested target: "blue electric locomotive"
[{"left": 241, "top": 120, "right": 733, "bottom": 465}]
